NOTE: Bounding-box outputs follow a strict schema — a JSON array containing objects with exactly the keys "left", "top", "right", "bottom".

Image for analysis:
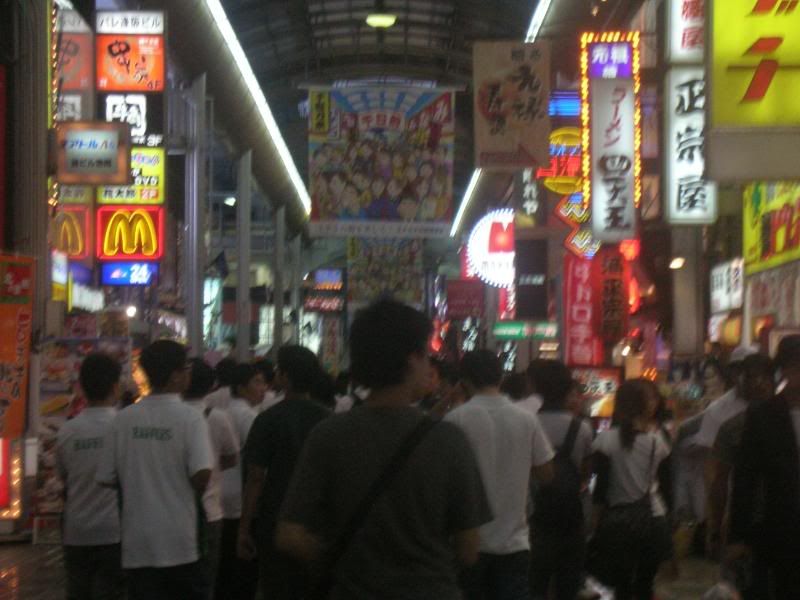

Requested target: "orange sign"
[
  {"left": 54, "top": 206, "right": 89, "bottom": 259},
  {"left": 96, "top": 35, "right": 165, "bottom": 92},
  {"left": 58, "top": 33, "right": 94, "bottom": 92},
  {"left": 96, "top": 205, "right": 164, "bottom": 260},
  {"left": 0, "top": 256, "right": 34, "bottom": 440}
]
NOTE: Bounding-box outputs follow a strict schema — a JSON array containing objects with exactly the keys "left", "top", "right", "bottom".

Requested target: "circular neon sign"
[{"left": 466, "top": 209, "right": 515, "bottom": 288}]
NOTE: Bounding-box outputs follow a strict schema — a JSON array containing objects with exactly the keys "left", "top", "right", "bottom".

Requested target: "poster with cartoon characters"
[
  {"left": 308, "top": 86, "right": 455, "bottom": 238},
  {"left": 346, "top": 238, "right": 424, "bottom": 305}
]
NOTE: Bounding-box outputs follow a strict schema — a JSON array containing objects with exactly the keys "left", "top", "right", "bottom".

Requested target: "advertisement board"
[
  {"left": 346, "top": 238, "right": 423, "bottom": 305},
  {"left": 96, "top": 35, "right": 165, "bottom": 92},
  {"left": 573, "top": 367, "right": 622, "bottom": 417},
  {"left": 99, "top": 93, "right": 164, "bottom": 147},
  {"left": 53, "top": 206, "right": 90, "bottom": 260},
  {"left": 563, "top": 253, "right": 604, "bottom": 367},
  {"left": 466, "top": 209, "right": 516, "bottom": 289},
  {"left": 96, "top": 11, "right": 165, "bottom": 35},
  {"left": 710, "top": 258, "right": 744, "bottom": 314},
  {"left": 743, "top": 182, "right": 800, "bottom": 275},
  {"left": 96, "top": 206, "right": 164, "bottom": 261},
  {"left": 97, "top": 147, "right": 164, "bottom": 204},
  {"left": 446, "top": 279, "right": 485, "bottom": 320},
  {"left": 666, "top": 0, "right": 705, "bottom": 64},
  {"left": 55, "top": 122, "right": 131, "bottom": 185}
]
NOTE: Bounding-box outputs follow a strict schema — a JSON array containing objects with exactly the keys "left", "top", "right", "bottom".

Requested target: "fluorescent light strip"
[
  {"left": 205, "top": 0, "right": 312, "bottom": 216},
  {"left": 452, "top": 0, "right": 556, "bottom": 237},
  {"left": 449, "top": 169, "right": 483, "bottom": 237}
]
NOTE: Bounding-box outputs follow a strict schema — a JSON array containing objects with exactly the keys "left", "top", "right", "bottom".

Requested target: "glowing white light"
[
  {"left": 466, "top": 208, "right": 516, "bottom": 288},
  {"left": 204, "top": 0, "right": 312, "bottom": 216},
  {"left": 525, "top": 0, "right": 554, "bottom": 42},
  {"left": 366, "top": 13, "right": 397, "bottom": 28},
  {"left": 125, "top": 305, "right": 137, "bottom": 318},
  {"left": 224, "top": 196, "right": 237, "bottom": 207},
  {"left": 669, "top": 257, "right": 686, "bottom": 270},
  {"left": 450, "top": 169, "right": 483, "bottom": 237}
]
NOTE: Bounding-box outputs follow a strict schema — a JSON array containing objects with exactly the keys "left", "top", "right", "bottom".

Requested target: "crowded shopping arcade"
[{"left": 0, "top": 0, "right": 798, "bottom": 598}]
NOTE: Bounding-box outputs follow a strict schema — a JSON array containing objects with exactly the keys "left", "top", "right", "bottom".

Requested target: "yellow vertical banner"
[{"left": 309, "top": 90, "right": 330, "bottom": 136}]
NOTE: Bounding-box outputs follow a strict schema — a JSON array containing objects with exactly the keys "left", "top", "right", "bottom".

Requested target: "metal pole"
[
  {"left": 671, "top": 226, "right": 705, "bottom": 358},
  {"left": 290, "top": 236, "right": 302, "bottom": 343},
  {"left": 185, "top": 74, "right": 206, "bottom": 355},
  {"left": 236, "top": 151, "right": 252, "bottom": 362},
  {"left": 272, "top": 206, "right": 286, "bottom": 357}
]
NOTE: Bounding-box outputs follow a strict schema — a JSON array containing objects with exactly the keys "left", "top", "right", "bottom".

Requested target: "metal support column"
[
  {"left": 184, "top": 74, "right": 206, "bottom": 355},
  {"left": 272, "top": 206, "right": 286, "bottom": 356},
  {"left": 671, "top": 226, "right": 705, "bottom": 358},
  {"left": 290, "top": 236, "right": 302, "bottom": 343},
  {"left": 236, "top": 151, "right": 252, "bottom": 362}
]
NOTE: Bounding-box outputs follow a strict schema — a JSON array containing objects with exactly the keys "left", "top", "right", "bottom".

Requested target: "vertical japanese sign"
[
  {"left": 56, "top": 10, "right": 94, "bottom": 122},
  {"left": 581, "top": 33, "right": 642, "bottom": 243},
  {"left": 0, "top": 256, "right": 34, "bottom": 439},
  {"left": 308, "top": 86, "right": 454, "bottom": 238},
  {"left": 0, "top": 66, "right": 5, "bottom": 250},
  {"left": 665, "top": 68, "right": 717, "bottom": 223},
  {"left": 473, "top": 41, "right": 551, "bottom": 170},
  {"left": 667, "top": 0, "right": 706, "bottom": 63},
  {"left": 563, "top": 253, "right": 603, "bottom": 367},
  {"left": 592, "top": 246, "right": 631, "bottom": 344}
]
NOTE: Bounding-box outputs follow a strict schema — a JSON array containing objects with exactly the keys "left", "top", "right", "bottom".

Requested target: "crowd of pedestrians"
[{"left": 53, "top": 298, "right": 800, "bottom": 599}]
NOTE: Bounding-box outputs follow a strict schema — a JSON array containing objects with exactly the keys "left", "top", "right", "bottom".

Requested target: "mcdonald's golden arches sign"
[
  {"left": 54, "top": 206, "right": 89, "bottom": 259},
  {"left": 96, "top": 205, "right": 163, "bottom": 260}
]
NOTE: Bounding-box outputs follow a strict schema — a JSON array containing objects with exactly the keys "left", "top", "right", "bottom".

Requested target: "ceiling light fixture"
[
  {"left": 450, "top": 169, "right": 483, "bottom": 237},
  {"left": 204, "top": 0, "right": 312, "bottom": 216},
  {"left": 366, "top": 13, "right": 397, "bottom": 28},
  {"left": 224, "top": 196, "right": 237, "bottom": 207},
  {"left": 669, "top": 257, "right": 686, "bottom": 270},
  {"left": 125, "top": 305, "right": 137, "bottom": 318}
]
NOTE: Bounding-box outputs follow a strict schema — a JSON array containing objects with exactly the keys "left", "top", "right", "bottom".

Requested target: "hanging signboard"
[
  {"left": 96, "top": 35, "right": 165, "bottom": 92},
  {"left": 96, "top": 205, "right": 164, "bottom": 261},
  {"left": 592, "top": 245, "right": 631, "bottom": 344},
  {"left": 99, "top": 93, "right": 164, "bottom": 147},
  {"left": 55, "top": 122, "right": 131, "bottom": 185},
  {"left": 473, "top": 41, "right": 551, "bottom": 170},
  {"left": 666, "top": 0, "right": 706, "bottom": 64},
  {"left": 665, "top": 67, "right": 717, "bottom": 224},
  {"left": 536, "top": 127, "right": 582, "bottom": 195},
  {"left": 711, "top": 258, "right": 744, "bottom": 314},
  {"left": 466, "top": 209, "right": 516, "bottom": 289},
  {"left": 493, "top": 321, "right": 558, "bottom": 341},
  {"left": 346, "top": 238, "right": 423, "bottom": 305},
  {"left": 100, "top": 261, "right": 159, "bottom": 286},
  {"left": 96, "top": 11, "right": 165, "bottom": 35},
  {"left": 707, "top": 0, "right": 800, "bottom": 180},
  {"left": 97, "top": 147, "right": 164, "bottom": 204},
  {"left": 308, "top": 85, "right": 454, "bottom": 238},
  {"left": 582, "top": 32, "right": 642, "bottom": 243},
  {"left": 0, "top": 256, "right": 34, "bottom": 440},
  {"left": 563, "top": 253, "right": 604, "bottom": 367},
  {"left": 743, "top": 182, "right": 800, "bottom": 275}
]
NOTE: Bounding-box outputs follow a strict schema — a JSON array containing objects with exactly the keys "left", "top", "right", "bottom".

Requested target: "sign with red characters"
[
  {"left": 563, "top": 253, "right": 603, "bottom": 367},
  {"left": 592, "top": 245, "right": 631, "bottom": 344}
]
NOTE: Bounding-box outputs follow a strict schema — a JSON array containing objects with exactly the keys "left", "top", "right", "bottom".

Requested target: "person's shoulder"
[{"left": 56, "top": 415, "right": 81, "bottom": 442}]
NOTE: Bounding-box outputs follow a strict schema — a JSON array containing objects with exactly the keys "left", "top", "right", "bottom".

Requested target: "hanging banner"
[
  {"left": 308, "top": 86, "right": 454, "bottom": 238},
  {"left": 473, "top": 41, "right": 551, "bottom": 170},
  {"left": 711, "top": 258, "right": 744, "bottom": 314},
  {"left": 665, "top": 67, "right": 717, "bottom": 224},
  {"left": 743, "top": 182, "right": 800, "bottom": 275},
  {"left": 708, "top": 0, "right": 800, "bottom": 180},
  {"left": 582, "top": 33, "right": 642, "bottom": 243},
  {"left": 667, "top": 0, "right": 706, "bottom": 64},
  {"left": 592, "top": 245, "right": 631, "bottom": 344},
  {"left": 97, "top": 147, "right": 164, "bottom": 204},
  {"left": 563, "top": 253, "right": 604, "bottom": 367},
  {"left": 0, "top": 256, "right": 34, "bottom": 440},
  {"left": 96, "top": 34, "right": 165, "bottom": 92},
  {"left": 346, "top": 238, "right": 423, "bottom": 305}
]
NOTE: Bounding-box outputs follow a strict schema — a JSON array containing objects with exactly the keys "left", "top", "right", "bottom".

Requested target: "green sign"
[{"left": 493, "top": 321, "right": 558, "bottom": 340}]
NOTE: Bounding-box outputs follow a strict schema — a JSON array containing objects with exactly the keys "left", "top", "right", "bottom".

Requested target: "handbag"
[{"left": 309, "top": 417, "right": 438, "bottom": 599}]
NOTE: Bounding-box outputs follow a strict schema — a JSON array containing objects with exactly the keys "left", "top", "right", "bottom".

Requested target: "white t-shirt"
[
  {"left": 260, "top": 390, "right": 283, "bottom": 413},
  {"left": 56, "top": 407, "right": 120, "bottom": 546},
  {"left": 537, "top": 410, "right": 594, "bottom": 469},
  {"left": 221, "top": 397, "right": 258, "bottom": 519},
  {"left": 96, "top": 395, "right": 213, "bottom": 568},
  {"left": 695, "top": 388, "right": 746, "bottom": 449},
  {"left": 515, "top": 394, "right": 543, "bottom": 416},
  {"left": 592, "top": 428, "right": 670, "bottom": 515},
  {"left": 204, "top": 386, "right": 233, "bottom": 411},
  {"left": 445, "top": 394, "right": 554, "bottom": 554},
  {"left": 185, "top": 399, "right": 239, "bottom": 523}
]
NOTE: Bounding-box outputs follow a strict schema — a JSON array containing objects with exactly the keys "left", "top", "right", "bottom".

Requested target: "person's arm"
[
  {"left": 186, "top": 414, "right": 214, "bottom": 494},
  {"left": 452, "top": 528, "right": 481, "bottom": 567},
  {"left": 275, "top": 521, "right": 325, "bottom": 563},
  {"left": 237, "top": 464, "right": 265, "bottom": 560},
  {"left": 191, "top": 469, "right": 212, "bottom": 494},
  {"left": 532, "top": 461, "right": 554, "bottom": 485}
]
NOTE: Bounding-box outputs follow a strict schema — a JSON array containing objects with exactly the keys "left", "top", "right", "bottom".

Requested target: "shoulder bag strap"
[
  {"left": 323, "top": 417, "right": 438, "bottom": 566},
  {"left": 558, "top": 417, "right": 582, "bottom": 459}
]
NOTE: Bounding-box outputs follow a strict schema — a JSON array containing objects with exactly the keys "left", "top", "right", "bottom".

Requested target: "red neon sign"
[{"left": 96, "top": 205, "right": 164, "bottom": 261}]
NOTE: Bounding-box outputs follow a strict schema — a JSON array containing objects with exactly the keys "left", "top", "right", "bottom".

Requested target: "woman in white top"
[{"left": 590, "top": 379, "right": 671, "bottom": 600}]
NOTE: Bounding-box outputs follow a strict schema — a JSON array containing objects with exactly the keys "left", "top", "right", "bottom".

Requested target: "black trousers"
[
  {"left": 258, "top": 547, "right": 310, "bottom": 600},
  {"left": 460, "top": 551, "right": 531, "bottom": 600},
  {"left": 126, "top": 560, "right": 207, "bottom": 600},
  {"left": 215, "top": 518, "right": 259, "bottom": 600},
  {"left": 530, "top": 528, "right": 584, "bottom": 600},
  {"left": 63, "top": 543, "right": 124, "bottom": 600}
]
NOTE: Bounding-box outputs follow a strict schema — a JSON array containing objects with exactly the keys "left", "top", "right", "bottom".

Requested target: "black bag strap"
[
  {"left": 323, "top": 417, "right": 438, "bottom": 567},
  {"left": 557, "top": 417, "right": 582, "bottom": 460}
]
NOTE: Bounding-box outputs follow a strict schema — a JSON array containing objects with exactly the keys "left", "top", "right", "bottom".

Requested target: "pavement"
[{"left": 0, "top": 541, "right": 719, "bottom": 599}]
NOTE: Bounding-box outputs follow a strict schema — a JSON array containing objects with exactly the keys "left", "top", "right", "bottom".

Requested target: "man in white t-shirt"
[
  {"left": 184, "top": 358, "right": 239, "bottom": 597},
  {"left": 57, "top": 352, "right": 125, "bottom": 600},
  {"left": 446, "top": 350, "right": 554, "bottom": 600},
  {"left": 204, "top": 357, "right": 238, "bottom": 411},
  {"left": 97, "top": 340, "right": 213, "bottom": 600}
]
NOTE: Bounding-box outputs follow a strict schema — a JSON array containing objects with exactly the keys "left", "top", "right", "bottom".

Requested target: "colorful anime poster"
[
  {"left": 346, "top": 238, "right": 424, "bottom": 305},
  {"left": 308, "top": 86, "right": 455, "bottom": 238}
]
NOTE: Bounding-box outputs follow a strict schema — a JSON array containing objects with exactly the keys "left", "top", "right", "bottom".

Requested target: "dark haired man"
[
  {"left": 238, "top": 345, "right": 330, "bottom": 599},
  {"left": 446, "top": 350, "right": 554, "bottom": 600},
  {"left": 97, "top": 340, "right": 213, "bottom": 600},
  {"left": 205, "top": 357, "right": 238, "bottom": 411},
  {"left": 57, "top": 352, "right": 124, "bottom": 600},
  {"left": 275, "top": 300, "right": 491, "bottom": 599}
]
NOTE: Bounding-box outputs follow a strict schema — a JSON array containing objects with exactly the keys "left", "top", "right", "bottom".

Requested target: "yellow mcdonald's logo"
[
  {"left": 103, "top": 209, "right": 158, "bottom": 257},
  {"left": 54, "top": 211, "right": 85, "bottom": 257}
]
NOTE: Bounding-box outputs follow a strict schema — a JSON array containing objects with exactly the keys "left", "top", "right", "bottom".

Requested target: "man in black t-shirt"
[{"left": 237, "top": 345, "right": 330, "bottom": 600}]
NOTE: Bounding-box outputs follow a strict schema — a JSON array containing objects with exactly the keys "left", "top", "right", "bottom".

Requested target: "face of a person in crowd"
[
  {"left": 241, "top": 373, "right": 267, "bottom": 406},
  {"left": 407, "top": 351, "right": 432, "bottom": 402},
  {"left": 703, "top": 365, "right": 725, "bottom": 399}
]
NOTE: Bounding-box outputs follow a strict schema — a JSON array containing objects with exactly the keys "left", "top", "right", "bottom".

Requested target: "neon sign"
[
  {"left": 96, "top": 205, "right": 163, "bottom": 260},
  {"left": 54, "top": 206, "right": 89, "bottom": 259},
  {"left": 536, "top": 127, "right": 583, "bottom": 195},
  {"left": 466, "top": 209, "right": 515, "bottom": 288},
  {"left": 101, "top": 261, "right": 159, "bottom": 285}
]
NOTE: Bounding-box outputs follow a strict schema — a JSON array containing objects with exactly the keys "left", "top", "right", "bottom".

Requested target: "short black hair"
[
  {"left": 232, "top": 363, "right": 260, "bottom": 397},
  {"left": 349, "top": 300, "right": 432, "bottom": 390},
  {"left": 140, "top": 340, "right": 187, "bottom": 390},
  {"left": 215, "top": 357, "right": 238, "bottom": 387},
  {"left": 460, "top": 350, "right": 503, "bottom": 389},
  {"left": 776, "top": 335, "right": 800, "bottom": 369},
  {"left": 530, "top": 360, "right": 575, "bottom": 410},
  {"left": 79, "top": 353, "right": 122, "bottom": 403},
  {"left": 186, "top": 358, "right": 215, "bottom": 399},
  {"left": 277, "top": 345, "right": 320, "bottom": 394},
  {"left": 500, "top": 372, "right": 529, "bottom": 401},
  {"left": 254, "top": 358, "right": 275, "bottom": 383},
  {"left": 741, "top": 353, "right": 775, "bottom": 379},
  {"left": 431, "top": 358, "right": 459, "bottom": 386}
]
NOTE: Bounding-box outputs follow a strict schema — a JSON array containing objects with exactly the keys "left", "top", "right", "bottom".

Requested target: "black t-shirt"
[
  {"left": 280, "top": 405, "right": 492, "bottom": 600},
  {"left": 243, "top": 397, "right": 330, "bottom": 545}
]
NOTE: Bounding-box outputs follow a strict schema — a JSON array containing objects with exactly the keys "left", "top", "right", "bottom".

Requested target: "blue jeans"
[{"left": 461, "top": 551, "right": 531, "bottom": 600}]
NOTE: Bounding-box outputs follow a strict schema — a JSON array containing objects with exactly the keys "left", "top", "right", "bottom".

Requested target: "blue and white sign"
[{"left": 101, "top": 261, "right": 158, "bottom": 286}]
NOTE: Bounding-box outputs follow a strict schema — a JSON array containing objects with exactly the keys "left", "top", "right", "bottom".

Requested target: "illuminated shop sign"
[
  {"left": 581, "top": 32, "right": 642, "bottom": 243},
  {"left": 666, "top": 0, "right": 705, "bottom": 64},
  {"left": 711, "top": 258, "right": 744, "bottom": 314},
  {"left": 536, "top": 127, "right": 582, "bottom": 195},
  {"left": 466, "top": 209, "right": 515, "bottom": 289},
  {"left": 100, "top": 93, "right": 164, "bottom": 147},
  {"left": 743, "top": 182, "right": 800, "bottom": 274},
  {"left": 96, "top": 205, "right": 164, "bottom": 261},
  {"left": 55, "top": 121, "right": 131, "bottom": 185},
  {"left": 96, "top": 35, "right": 165, "bottom": 93},
  {"left": 101, "top": 261, "right": 159, "bottom": 286},
  {"left": 304, "top": 296, "right": 345, "bottom": 313},
  {"left": 554, "top": 193, "right": 601, "bottom": 260},
  {"left": 313, "top": 269, "right": 343, "bottom": 291},
  {"left": 96, "top": 11, "right": 165, "bottom": 35},
  {"left": 68, "top": 281, "right": 105, "bottom": 312},
  {"left": 54, "top": 206, "right": 89, "bottom": 259},
  {"left": 493, "top": 321, "right": 558, "bottom": 340},
  {"left": 97, "top": 147, "right": 164, "bottom": 204}
]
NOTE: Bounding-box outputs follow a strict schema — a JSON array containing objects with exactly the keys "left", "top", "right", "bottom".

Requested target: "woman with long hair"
[{"left": 589, "top": 380, "right": 672, "bottom": 600}]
